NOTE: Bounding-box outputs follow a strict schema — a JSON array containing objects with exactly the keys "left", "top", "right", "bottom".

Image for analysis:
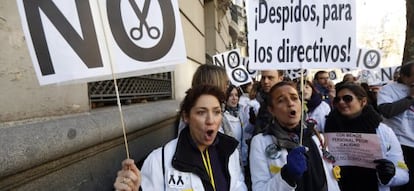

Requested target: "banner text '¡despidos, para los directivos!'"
[{"left": 254, "top": 0, "right": 352, "bottom": 31}]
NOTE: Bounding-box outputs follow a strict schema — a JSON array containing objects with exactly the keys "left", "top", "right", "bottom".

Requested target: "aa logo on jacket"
[{"left": 167, "top": 170, "right": 191, "bottom": 189}]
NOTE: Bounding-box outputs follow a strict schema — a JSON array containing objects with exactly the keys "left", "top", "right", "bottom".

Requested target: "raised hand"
[
  {"left": 114, "top": 159, "right": 141, "bottom": 191},
  {"left": 285, "top": 146, "right": 308, "bottom": 180}
]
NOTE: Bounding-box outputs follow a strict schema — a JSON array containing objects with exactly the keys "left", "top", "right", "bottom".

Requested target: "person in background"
[
  {"left": 223, "top": 85, "right": 250, "bottom": 170},
  {"left": 342, "top": 73, "right": 357, "bottom": 83},
  {"left": 298, "top": 80, "right": 331, "bottom": 132},
  {"left": 249, "top": 81, "right": 340, "bottom": 191},
  {"left": 325, "top": 83, "right": 408, "bottom": 191},
  {"left": 336, "top": 73, "right": 358, "bottom": 90},
  {"left": 360, "top": 82, "right": 380, "bottom": 112},
  {"left": 244, "top": 81, "right": 261, "bottom": 138},
  {"left": 313, "top": 70, "right": 332, "bottom": 105},
  {"left": 240, "top": 82, "right": 253, "bottom": 106},
  {"left": 327, "top": 80, "right": 336, "bottom": 107},
  {"left": 114, "top": 85, "right": 247, "bottom": 191},
  {"left": 377, "top": 61, "right": 414, "bottom": 191},
  {"left": 243, "top": 81, "right": 261, "bottom": 190},
  {"left": 393, "top": 70, "right": 400, "bottom": 82},
  {"left": 252, "top": 70, "right": 284, "bottom": 135}
]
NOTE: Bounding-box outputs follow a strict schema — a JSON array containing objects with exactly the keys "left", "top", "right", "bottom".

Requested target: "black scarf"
[
  {"left": 265, "top": 120, "right": 328, "bottom": 191},
  {"left": 306, "top": 92, "right": 323, "bottom": 113},
  {"left": 325, "top": 105, "right": 381, "bottom": 133},
  {"left": 324, "top": 105, "right": 382, "bottom": 191},
  {"left": 225, "top": 105, "right": 239, "bottom": 117}
]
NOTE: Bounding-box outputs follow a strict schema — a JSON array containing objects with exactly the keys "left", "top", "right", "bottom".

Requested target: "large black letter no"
[{"left": 23, "top": 0, "right": 103, "bottom": 76}]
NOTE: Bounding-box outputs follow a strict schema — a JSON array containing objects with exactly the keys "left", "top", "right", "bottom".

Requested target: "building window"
[
  {"left": 230, "top": 5, "right": 238, "bottom": 22},
  {"left": 88, "top": 72, "right": 172, "bottom": 108}
]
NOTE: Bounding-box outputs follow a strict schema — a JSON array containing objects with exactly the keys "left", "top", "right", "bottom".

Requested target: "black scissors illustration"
[{"left": 129, "top": 0, "right": 160, "bottom": 40}]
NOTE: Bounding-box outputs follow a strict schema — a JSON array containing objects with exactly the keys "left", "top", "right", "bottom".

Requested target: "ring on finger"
[{"left": 121, "top": 177, "right": 130, "bottom": 184}]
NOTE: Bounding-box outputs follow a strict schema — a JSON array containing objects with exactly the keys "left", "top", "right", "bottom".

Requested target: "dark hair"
[
  {"left": 240, "top": 82, "right": 252, "bottom": 93},
  {"left": 296, "top": 80, "right": 323, "bottom": 101},
  {"left": 359, "top": 82, "right": 379, "bottom": 110},
  {"left": 360, "top": 82, "right": 370, "bottom": 92},
  {"left": 342, "top": 74, "right": 356, "bottom": 82},
  {"left": 314, "top": 70, "right": 328, "bottom": 80},
  {"left": 180, "top": 84, "right": 225, "bottom": 117},
  {"left": 400, "top": 60, "right": 414, "bottom": 77},
  {"left": 225, "top": 84, "right": 242, "bottom": 100},
  {"left": 335, "top": 83, "right": 367, "bottom": 101},
  {"left": 297, "top": 80, "right": 318, "bottom": 94},
  {"left": 267, "top": 81, "right": 298, "bottom": 107},
  {"left": 260, "top": 70, "right": 285, "bottom": 78},
  {"left": 249, "top": 81, "right": 260, "bottom": 99}
]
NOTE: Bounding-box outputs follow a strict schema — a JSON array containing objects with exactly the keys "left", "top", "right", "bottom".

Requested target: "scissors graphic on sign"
[{"left": 129, "top": 0, "right": 160, "bottom": 40}]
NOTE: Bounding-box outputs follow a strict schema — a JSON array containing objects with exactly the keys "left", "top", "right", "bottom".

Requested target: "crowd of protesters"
[{"left": 114, "top": 61, "right": 414, "bottom": 191}]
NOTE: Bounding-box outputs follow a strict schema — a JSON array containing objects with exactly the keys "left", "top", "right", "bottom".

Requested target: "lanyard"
[
  {"left": 311, "top": 125, "right": 336, "bottom": 163},
  {"left": 201, "top": 149, "right": 216, "bottom": 191}
]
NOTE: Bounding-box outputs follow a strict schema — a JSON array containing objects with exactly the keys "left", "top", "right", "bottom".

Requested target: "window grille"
[{"left": 88, "top": 72, "right": 172, "bottom": 108}]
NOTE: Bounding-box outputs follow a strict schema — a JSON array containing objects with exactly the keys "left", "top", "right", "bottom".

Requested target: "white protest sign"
[
  {"left": 378, "top": 66, "right": 400, "bottom": 83},
  {"left": 240, "top": 57, "right": 258, "bottom": 79},
  {"left": 328, "top": 70, "right": 338, "bottom": 81},
  {"left": 17, "top": 0, "right": 186, "bottom": 85},
  {"left": 246, "top": 0, "right": 356, "bottom": 70},
  {"left": 212, "top": 49, "right": 252, "bottom": 87},
  {"left": 356, "top": 48, "right": 382, "bottom": 70},
  {"left": 325, "top": 133, "right": 383, "bottom": 168},
  {"left": 285, "top": 69, "right": 308, "bottom": 80},
  {"left": 358, "top": 66, "right": 401, "bottom": 85}
]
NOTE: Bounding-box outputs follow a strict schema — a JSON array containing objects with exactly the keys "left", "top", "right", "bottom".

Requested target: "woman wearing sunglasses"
[{"left": 325, "top": 83, "right": 408, "bottom": 191}]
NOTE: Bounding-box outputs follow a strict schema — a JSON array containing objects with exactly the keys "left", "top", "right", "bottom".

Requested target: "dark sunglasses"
[{"left": 333, "top": 95, "right": 354, "bottom": 104}]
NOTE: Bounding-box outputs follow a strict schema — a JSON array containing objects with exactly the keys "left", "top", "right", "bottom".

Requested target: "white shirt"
[
  {"left": 377, "top": 82, "right": 414, "bottom": 147},
  {"left": 223, "top": 107, "right": 249, "bottom": 166},
  {"left": 307, "top": 101, "right": 331, "bottom": 132}
]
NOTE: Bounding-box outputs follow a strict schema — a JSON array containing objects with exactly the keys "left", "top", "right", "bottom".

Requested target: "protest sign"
[
  {"left": 17, "top": 0, "right": 186, "bottom": 85},
  {"left": 325, "top": 132, "right": 383, "bottom": 168},
  {"left": 356, "top": 65, "right": 400, "bottom": 85},
  {"left": 378, "top": 66, "right": 400, "bottom": 82},
  {"left": 285, "top": 69, "right": 308, "bottom": 80},
  {"left": 213, "top": 49, "right": 252, "bottom": 87},
  {"left": 246, "top": 0, "right": 356, "bottom": 70},
  {"left": 356, "top": 48, "right": 382, "bottom": 70},
  {"left": 240, "top": 57, "right": 258, "bottom": 79}
]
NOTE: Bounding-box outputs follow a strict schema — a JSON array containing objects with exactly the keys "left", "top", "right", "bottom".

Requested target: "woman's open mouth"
[
  {"left": 204, "top": 129, "right": 215, "bottom": 142},
  {"left": 206, "top": 130, "right": 214, "bottom": 136},
  {"left": 290, "top": 110, "right": 296, "bottom": 116}
]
